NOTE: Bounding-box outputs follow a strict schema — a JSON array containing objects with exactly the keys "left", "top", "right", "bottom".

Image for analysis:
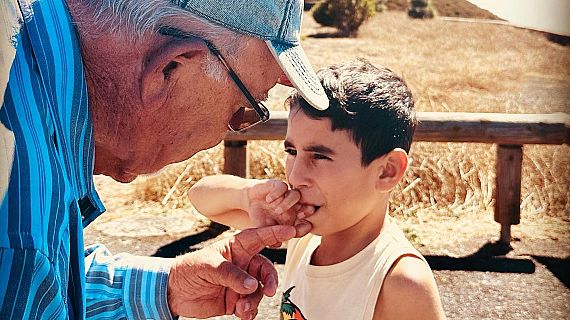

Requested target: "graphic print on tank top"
[{"left": 280, "top": 286, "right": 308, "bottom": 320}]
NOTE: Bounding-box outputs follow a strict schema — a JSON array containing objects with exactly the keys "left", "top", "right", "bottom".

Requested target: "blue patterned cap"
[{"left": 172, "top": 0, "right": 329, "bottom": 110}]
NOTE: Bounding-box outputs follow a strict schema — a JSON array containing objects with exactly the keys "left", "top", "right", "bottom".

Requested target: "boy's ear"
[
  {"left": 141, "top": 38, "right": 208, "bottom": 109},
  {"left": 374, "top": 148, "right": 408, "bottom": 192}
]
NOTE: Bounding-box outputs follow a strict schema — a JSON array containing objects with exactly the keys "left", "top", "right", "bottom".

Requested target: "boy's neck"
[{"left": 310, "top": 203, "right": 390, "bottom": 266}]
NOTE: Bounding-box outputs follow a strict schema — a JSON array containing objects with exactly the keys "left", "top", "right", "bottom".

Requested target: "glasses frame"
[{"left": 158, "top": 26, "right": 270, "bottom": 132}]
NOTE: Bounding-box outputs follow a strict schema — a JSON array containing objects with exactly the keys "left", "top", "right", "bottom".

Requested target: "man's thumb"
[{"left": 217, "top": 261, "right": 259, "bottom": 295}]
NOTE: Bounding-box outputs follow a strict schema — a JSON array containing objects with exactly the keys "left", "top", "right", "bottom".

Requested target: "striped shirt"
[{"left": 0, "top": 0, "right": 174, "bottom": 318}]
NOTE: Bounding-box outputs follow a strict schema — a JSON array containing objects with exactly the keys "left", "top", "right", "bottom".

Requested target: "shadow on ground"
[
  {"left": 427, "top": 241, "right": 534, "bottom": 274},
  {"left": 152, "top": 223, "right": 229, "bottom": 258},
  {"left": 532, "top": 256, "right": 570, "bottom": 288},
  {"left": 307, "top": 32, "right": 346, "bottom": 38},
  {"left": 427, "top": 242, "right": 570, "bottom": 289},
  {"left": 153, "top": 226, "right": 570, "bottom": 289}
]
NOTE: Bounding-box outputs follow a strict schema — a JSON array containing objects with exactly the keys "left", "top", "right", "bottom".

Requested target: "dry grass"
[{"left": 132, "top": 11, "right": 570, "bottom": 223}]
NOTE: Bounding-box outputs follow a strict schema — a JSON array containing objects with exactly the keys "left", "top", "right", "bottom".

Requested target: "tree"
[
  {"left": 312, "top": 0, "right": 376, "bottom": 37},
  {"left": 408, "top": 0, "right": 436, "bottom": 19}
]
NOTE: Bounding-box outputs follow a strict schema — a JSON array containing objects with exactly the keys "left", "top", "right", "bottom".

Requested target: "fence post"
[
  {"left": 223, "top": 140, "right": 249, "bottom": 178},
  {"left": 495, "top": 144, "right": 523, "bottom": 244}
]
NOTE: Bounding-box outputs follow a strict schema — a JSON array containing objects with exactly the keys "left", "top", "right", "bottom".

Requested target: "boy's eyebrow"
[
  {"left": 284, "top": 140, "right": 336, "bottom": 155},
  {"left": 306, "top": 144, "right": 336, "bottom": 155}
]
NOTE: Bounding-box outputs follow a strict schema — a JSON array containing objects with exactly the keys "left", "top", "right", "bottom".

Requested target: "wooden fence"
[{"left": 223, "top": 112, "right": 570, "bottom": 244}]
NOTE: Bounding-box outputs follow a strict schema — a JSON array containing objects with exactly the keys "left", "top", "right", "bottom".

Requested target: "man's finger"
[
  {"left": 225, "top": 288, "right": 239, "bottom": 315},
  {"left": 260, "top": 257, "right": 278, "bottom": 296},
  {"left": 229, "top": 254, "right": 276, "bottom": 318},
  {"left": 248, "top": 254, "right": 278, "bottom": 297},
  {"left": 235, "top": 288, "right": 263, "bottom": 320},
  {"left": 231, "top": 225, "right": 296, "bottom": 268},
  {"left": 267, "top": 241, "right": 283, "bottom": 249},
  {"left": 215, "top": 261, "right": 259, "bottom": 296}
]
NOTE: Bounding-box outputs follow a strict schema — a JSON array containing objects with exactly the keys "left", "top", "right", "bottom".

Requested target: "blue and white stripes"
[
  {"left": 1, "top": 0, "right": 174, "bottom": 318},
  {"left": 85, "top": 245, "right": 174, "bottom": 320}
]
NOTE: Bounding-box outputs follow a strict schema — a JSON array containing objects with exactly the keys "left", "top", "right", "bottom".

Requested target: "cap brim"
[{"left": 266, "top": 40, "right": 329, "bottom": 110}]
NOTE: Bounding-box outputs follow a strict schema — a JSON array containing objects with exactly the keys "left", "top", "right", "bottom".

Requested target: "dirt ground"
[{"left": 84, "top": 176, "right": 570, "bottom": 320}]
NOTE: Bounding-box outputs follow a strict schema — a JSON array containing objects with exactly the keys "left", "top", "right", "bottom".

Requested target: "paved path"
[{"left": 84, "top": 215, "right": 570, "bottom": 320}]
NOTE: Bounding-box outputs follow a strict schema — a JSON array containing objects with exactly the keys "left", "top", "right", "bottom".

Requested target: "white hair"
[{"left": 81, "top": 0, "right": 250, "bottom": 80}]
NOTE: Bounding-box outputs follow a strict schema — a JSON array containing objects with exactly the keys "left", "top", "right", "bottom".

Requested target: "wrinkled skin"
[{"left": 167, "top": 225, "right": 297, "bottom": 319}]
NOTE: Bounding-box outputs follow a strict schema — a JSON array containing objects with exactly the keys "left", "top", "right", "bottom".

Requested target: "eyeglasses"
[{"left": 158, "top": 26, "right": 270, "bottom": 132}]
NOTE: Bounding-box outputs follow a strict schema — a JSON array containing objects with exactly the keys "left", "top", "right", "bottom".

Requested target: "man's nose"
[{"left": 277, "top": 72, "right": 293, "bottom": 87}]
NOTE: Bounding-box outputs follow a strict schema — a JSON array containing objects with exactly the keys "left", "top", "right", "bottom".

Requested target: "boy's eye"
[
  {"left": 313, "top": 153, "right": 331, "bottom": 160},
  {"left": 284, "top": 148, "right": 297, "bottom": 156}
]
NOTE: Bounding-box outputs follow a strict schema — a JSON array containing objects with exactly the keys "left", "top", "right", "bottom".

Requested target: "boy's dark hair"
[{"left": 289, "top": 58, "right": 416, "bottom": 166}]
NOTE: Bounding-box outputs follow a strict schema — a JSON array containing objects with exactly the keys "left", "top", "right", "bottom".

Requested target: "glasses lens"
[{"left": 228, "top": 107, "right": 263, "bottom": 131}]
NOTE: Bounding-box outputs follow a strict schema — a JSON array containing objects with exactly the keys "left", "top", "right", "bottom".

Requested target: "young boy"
[{"left": 189, "top": 59, "right": 445, "bottom": 319}]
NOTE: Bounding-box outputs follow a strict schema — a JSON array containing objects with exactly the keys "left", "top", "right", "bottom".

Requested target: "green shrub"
[
  {"left": 410, "top": 0, "right": 428, "bottom": 7},
  {"left": 312, "top": 0, "right": 376, "bottom": 37},
  {"left": 408, "top": 0, "right": 436, "bottom": 18}
]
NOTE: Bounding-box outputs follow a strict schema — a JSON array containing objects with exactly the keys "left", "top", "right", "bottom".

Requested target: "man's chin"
[
  {"left": 96, "top": 168, "right": 139, "bottom": 183},
  {"left": 109, "top": 171, "right": 138, "bottom": 183}
]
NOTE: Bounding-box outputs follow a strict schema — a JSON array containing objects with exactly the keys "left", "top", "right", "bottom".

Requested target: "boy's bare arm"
[
  {"left": 373, "top": 256, "right": 446, "bottom": 320},
  {"left": 188, "top": 175, "right": 257, "bottom": 229},
  {"left": 189, "top": 175, "right": 315, "bottom": 233}
]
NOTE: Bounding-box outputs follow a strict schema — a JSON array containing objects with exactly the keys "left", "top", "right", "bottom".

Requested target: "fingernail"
[
  {"left": 275, "top": 207, "right": 283, "bottom": 214},
  {"left": 265, "top": 275, "right": 274, "bottom": 288},
  {"left": 243, "top": 301, "right": 251, "bottom": 312},
  {"left": 244, "top": 278, "right": 257, "bottom": 290},
  {"left": 269, "top": 276, "right": 277, "bottom": 292},
  {"left": 266, "top": 195, "right": 272, "bottom": 202}
]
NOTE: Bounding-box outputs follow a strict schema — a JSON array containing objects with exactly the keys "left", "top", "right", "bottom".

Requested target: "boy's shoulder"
[
  {"left": 385, "top": 254, "right": 435, "bottom": 291},
  {"left": 374, "top": 255, "right": 444, "bottom": 319}
]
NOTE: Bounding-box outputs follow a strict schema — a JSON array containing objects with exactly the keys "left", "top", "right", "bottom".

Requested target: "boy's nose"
[{"left": 287, "top": 159, "right": 311, "bottom": 189}]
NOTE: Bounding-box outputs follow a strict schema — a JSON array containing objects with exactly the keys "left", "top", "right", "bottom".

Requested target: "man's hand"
[
  {"left": 246, "top": 179, "right": 315, "bottom": 237},
  {"left": 167, "top": 225, "right": 296, "bottom": 319}
]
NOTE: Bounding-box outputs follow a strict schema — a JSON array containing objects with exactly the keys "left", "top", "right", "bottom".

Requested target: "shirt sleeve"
[
  {"left": 0, "top": 247, "right": 69, "bottom": 319},
  {"left": 84, "top": 244, "right": 177, "bottom": 320}
]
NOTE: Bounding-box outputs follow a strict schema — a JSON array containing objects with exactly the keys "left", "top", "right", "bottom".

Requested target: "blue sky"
[{"left": 467, "top": 0, "right": 570, "bottom": 35}]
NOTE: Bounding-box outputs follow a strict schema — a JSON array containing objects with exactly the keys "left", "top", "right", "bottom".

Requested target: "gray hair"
[{"left": 81, "top": 0, "right": 249, "bottom": 81}]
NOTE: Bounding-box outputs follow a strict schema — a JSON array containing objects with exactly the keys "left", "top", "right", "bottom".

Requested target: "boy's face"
[{"left": 284, "top": 106, "right": 384, "bottom": 237}]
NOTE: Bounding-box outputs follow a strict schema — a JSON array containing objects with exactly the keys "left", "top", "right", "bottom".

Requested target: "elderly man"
[{"left": 0, "top": 0, "right": 328, "bottom": 319}]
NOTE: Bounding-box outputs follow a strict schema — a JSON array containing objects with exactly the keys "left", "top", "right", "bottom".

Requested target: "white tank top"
[{"left": 279, "top": 218, "right": 427, "bottom": 320}]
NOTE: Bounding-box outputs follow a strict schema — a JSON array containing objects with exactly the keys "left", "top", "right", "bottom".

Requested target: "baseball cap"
[{"left": 172, "top": 0, "right": 329, "bottom": 110}]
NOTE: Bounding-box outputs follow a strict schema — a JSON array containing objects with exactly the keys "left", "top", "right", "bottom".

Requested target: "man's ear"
[
  {"left": 141, "top": 38, "right": 207, "bottom": 109},
  {"left": 374, "top": 148, "right": 408, "bottom": 193}
]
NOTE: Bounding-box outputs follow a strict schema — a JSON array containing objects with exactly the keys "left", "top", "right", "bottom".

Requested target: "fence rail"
[{"left": 223, "top": 112, "right": 570, "bottom": 244}]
